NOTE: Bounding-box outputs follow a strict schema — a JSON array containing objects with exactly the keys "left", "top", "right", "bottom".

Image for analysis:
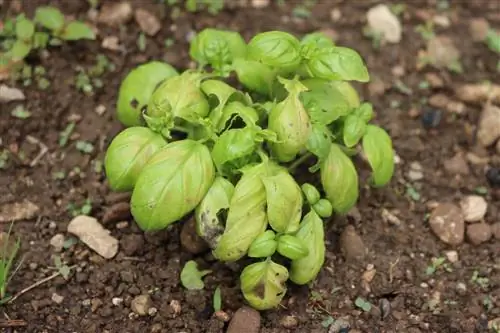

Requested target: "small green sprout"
[
  {"left": 425, "top": 256, "right": 451, "bottom": 275},
  {"left": 213, "top": 286, "right": 222, "bottom": 311},
  {"left": 11, "top": 105, "right": 31, "bottom": 119},
  {"left": 67, "top": 198, "right": 92, "bottom": 217},
  {"left": 0, "top": 223, "right": 22, "bottom": 305},
  {"left": 53, "top": 255, "right": 71, "bottom": 279},
  {"left": 180, "top": 260, "right": 211, "bottom": 290},
  {"left": 471, "top": 270, "right": 489, "bottom": 289},
  {"left": 354, "top": 297, "right": 372, "bottom": 312},
  {"left": 75, "top": 140, "right": 94, "bottom": 154},
  {"left": 59, "top": 122, "right": 76, "bottom": 147}
]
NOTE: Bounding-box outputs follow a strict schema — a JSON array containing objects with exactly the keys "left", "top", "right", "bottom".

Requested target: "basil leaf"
[
  {"left": 247, "top": 31, "right": 301, "bottom": 71},
  {"left": 306, "top": 46, "right": 370, "bottom": 82},
  {"left": 343, "top": 114, "right": 367, "bottom": 148},
  {"left": 34, "top": 6, "right": 65, "bottom": 32},
  {"left": 232, "top": 58, "right": 276, "bottom": 96},
  {"left": 301, "top": 31, "right": 335, "bottom": 50},
  {"left": 15, "top": 17, "right": 35, "bottom": 40},
  {"left": 61, "top": 21, "right": 96, "bottom": 40},
  {"left": 306, "top": 124, "right": 333, "bottom": 161},
  {"left": 301, "top": 78, "right": 351, "bottom": 125},
  {"left": 353, "top": 102, "right": 374, "bottom": 122},
  {"left": 180, "top": 260, "right": 212, "bottom": 290},
  {"left": 362, "top": 125, "right": 395, "bottom": 187},
  {"left": 9, "top": 40, "right": 32, "bottom": 60},
  {"left": 216, "top": 101, "right": 259, "bottom": 132},
  {"left": 320, "top": 143, "right": 359, "bottom": 214}
]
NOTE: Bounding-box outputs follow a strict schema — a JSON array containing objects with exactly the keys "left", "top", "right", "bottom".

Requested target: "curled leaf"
[
  {"left": 240, "top": 259, "right": 289, "bottom": 310},
  {"left": 312, "top": 199, "right": 333, "bottom": 218},
  {"left": 362, "top": 125, "right": 395, "bottom": 187},
  {"left": 289, "top": 211, "right": 325, "bottom": 285},
  {"left": 247, "top": 31, "right": 301, "bottom": 72},
  {"left": 131, "top": 139, "right": 215, "bottom": 231},
  {"left": 248, "top": 230, "right": 277, "bottom": 258},
  {"left": 180, "top": 260, "right": 211, "bottom": 290},
  {"left": 320, "top": 143, "right": 359, "bottom": 214},
  {"left": 343, "top": 114, "right": 367, "bottom": 148},
  {"left": 195, "top": 176, "right": 235, "bottom": 249},
  {"left": 301, "top": 183, "right": 321, "bottom": 205},
  {"left": 276, "top": 234, "right": 309, "bottom": 260},
  {"left": 104, "top": 127, "right": 167, "bottom": 192}
]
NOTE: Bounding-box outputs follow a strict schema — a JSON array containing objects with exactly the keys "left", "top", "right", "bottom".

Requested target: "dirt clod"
[
  {"left": 340, "top": 225, "right": 366, "bottom": 261},
  {"left": 429, "top": 203, "right": 465, "bottom": 245},
  {"left": 466, "top": 223, "right": 492, "bottom": 245},
  {"left": 0, "top": 200, "right": 39, "bottom": 223},
  {"left": 120, "top": 233, "right": 144, "bottom": 256},
  {"left": 366, "top": 4, "right": 402, "bottom": 43},
  {"left": 227, "top": 306, "right": 261, "bottom": 333},
  {"left": 477, "top": 104, "right": 500, "bottom": 147},
  {"left": 98, "top": 2, "right": 133, "bottom": 26},
  {"left": 131, "top": 294, "right": 153, "bottom": 316},
  {"left": 443, "top": 153, "right": 470, "bottom": 175},
  {"left": 49, "top": 233, "right": 65, "bottom": 252},
  {"left": 280, "top": 315, "right": 298, "bottom": 328},
  {"left": 102, "top": 202, "right": 131, "bottom": 224},
  {"left": 134, "top": 8, "right": 161, "bottom": 36},
  {"left": 0, "top": 85, "right": 25, "bottom": 103}
]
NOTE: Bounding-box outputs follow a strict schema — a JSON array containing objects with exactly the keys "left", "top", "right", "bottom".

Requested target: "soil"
[{"left": 1, "top": 0, "right": 500, "bottom": 332}]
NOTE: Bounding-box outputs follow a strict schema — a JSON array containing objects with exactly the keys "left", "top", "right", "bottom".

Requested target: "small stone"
[
  {"left": 392, "top": 65, "right": 405, "bottom": 77},
  {"left": 120, "top": 234, "right": 144, "bottom": 256},
  {"left": 477, "top": 104, "right": 500, "bottom": 147},
  {"left": 48, "top": 221, "right": 57, "bottom": 229},
  {"left": 443, "top": 153, "right": 470, "bottom": 175},
  {"left": 180, "top": 216, "right": 209, "bottom": 254},
  {"left": 68, "top": 215, "right": 119, "bottom": 259},
  {"left": 445, "top": 250, "right": 458, "bottom": 263},
  {"left": 214, "top": 310, "right": 230, "bottom": 322},
  {"left": 131, "top": 295, "right": 153, "bottom": 316},
  {"left": 421, "top": 108, "right": 442, "bottom": 129},
  {"left": 456, "top": 282, "right": 467, "bottom": 294},
  {"left": 102, "top": 202, "right": 131, "bottom": 224},
  {"left": 251, "top": 0, "right": 269, "bottom": 9},
  {"left": 366, "top": 4, "right": 402, "bottom": 43},
  {"left": 328, "top": 316, "right": 351, "bottom": 333},
  {"left": 135, "top": 9, "right": 161, "bottom": 36},
  {"left": 429, "top": 203, "right": 465, "bottom": 245},
  {"left": 466, "top": 223, "right": 492, "bottom": 245},
  {"left": 227, "top": 306, "right": 261, "bottom": 333},
  {"left": 116, "top": 221, "right": 129, "bottom": 229},
  {"left": 112, "top": 297, "right": 123, "bottom": 306},
  {"left": 50, "top": 234, "right": 65, "bottom": 252},
  {"left": 427, "top": 36, "right": 460, "bottom": 69},
  {"left": 330, "top": 8, "right": 341, "bottom": 22},
  {"left": 339, "top": 225, "right": 366, "bottom": 261},
  {"left": 151, "top": 323, "right": 163, "bottom": 333},
  {"left": 98, "top": 2, "right": 133, "bottom": 26},
  {"left": 486, "top": 167, "right": 500, "bottom": 188},
  {"left": 170, "top": 299, "right": 181, "bottom": 316},
  {"left": 0, "top": 199, "right": 39, "bottom": 222},
  {"left": 407, "top": 162, "right": 424, "bottom": 181},
  {"left": 280, "top": 315, "right": 298, "bottom": 329},
  {"left": 51, "top": 293, "right": 64, "bottom": 304},
  {"left": 82, "top": 299, "right": 91, "bottom": 306},
  {"left": 460, "top": 195, "right": 488, "bottom": 222},
  {"left": 101, "top": 36, "right": 121, "bottom": 51},
  {"left": 469, "top": 18, "right": 490, "bottom": 42},
  {"left": 433, "top": 15, "right": 450, "bottom": 28},
  {"left": 381, "top": 209, "right": 401, "bottom": 226},
  {"left": 29, "top": 262, "right": 38, "bottom": 270},
  {"left": 425, "top": 73, "right": 444, "bottom": 88},
  {"left": 428, "top": 93, "right": 449, "bottom": 109},
  {"left": 0, "top": 85, "right": 25, "bottom": 103},
  {"left": 91, "top": 298, "right": 103, "bottom": 312},
  {"left": 491, "top": 223, "right": 500, "bottom": 239},
  {"left": 148, "top": 307, "right": 158, "bottom": 316}
]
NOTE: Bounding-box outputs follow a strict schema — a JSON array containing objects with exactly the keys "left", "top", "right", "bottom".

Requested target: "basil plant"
[{"left": 104, "top": 28, "right": 395, "bottom": 311}]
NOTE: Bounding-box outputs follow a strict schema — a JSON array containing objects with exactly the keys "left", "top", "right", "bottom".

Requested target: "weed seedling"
[{"left": 0, "top": 223, "right": 22, "bottom": 305}]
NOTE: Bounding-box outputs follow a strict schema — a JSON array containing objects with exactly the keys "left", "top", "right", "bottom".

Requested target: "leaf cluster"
[
  {"left": 105, "top": 28, "right": 396, "bottom": 311},
  {"left": 0, "top": 6, "right": 95, "bottom": 65}
]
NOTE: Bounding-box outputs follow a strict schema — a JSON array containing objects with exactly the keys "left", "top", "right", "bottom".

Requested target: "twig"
[
  {"left": 7, "top": 265, "right": 77, "bottom": 304},
  {"left": 26, "top": 135, "right": 48, "bottom": 167},
  {"left": 0, "top": 319, "right": 27, "bottom": 327},
  {"left": 389, "top": 256, "right": 401, "bottom": 283},
  {"left": 121, "top": 256, "right": 146, "bottom": 262}
]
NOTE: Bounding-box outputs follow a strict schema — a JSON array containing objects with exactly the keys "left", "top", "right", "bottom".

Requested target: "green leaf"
[
  {"left": 306, "top": 124, "right": 332, "bottom": 161},
  {"left": 320, "top": 143, "right": 359, "bottom": 214},
  {"left": 213, "top": 286, "right": 222, "bottom": 311},
  {"left": 15, "top": 17, "right": 35, "bottom": 40},
  {"left": 33, "top": 32, "right": 50, "bottom": 49},
  {"left": 301, "top": 78, "right": 351, "bottom": 125},
  {"left": 61, "top": 21, "right": 96, "bottom": 40},
  {"left": 34, "top": 6, "right": 65, "bottom": 32},
  {"left": 353, "top": 102, "right": 374, "bottom": 122},
  {"left": 305, "top": 46, "right": 370, "bottom": 82},
  {"left": 362, "top": 125, "right": 395, "bottom": 187},
  {"left": 247, "top": 31, "right": 301, "bottom": 72},
  {"left": 301, "top": 31, "right": 335, "bottom": 50},
  {"left": 180, "top": 260, "right": 211, "bottom": 290},
  {"left": 11, "top": 105, "right": 31, "bottom": 119},
  {"left": 343, "top": 114, "right": 367, "bottom": 148},
  {"left": 232, "top": 58, "right": 277, "bottom": 96},
  {"left": 216, "top": 101, "right": 259, "bottom": 132},
  {"left": 9, "top": 40, "right": 32, "bottom": 60}
]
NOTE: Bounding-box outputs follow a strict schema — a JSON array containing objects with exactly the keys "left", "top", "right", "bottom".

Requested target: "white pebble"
[
  {"left": 445, "top": 250, "right": 458, "bottom": 263},
  {"left": 460, "top": 195, "right": 487, "bottom": 222}
]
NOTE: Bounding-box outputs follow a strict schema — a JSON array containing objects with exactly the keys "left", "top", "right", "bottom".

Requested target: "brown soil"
[{"left": 1, "top": 0, "right": 500, "bottom": 332}]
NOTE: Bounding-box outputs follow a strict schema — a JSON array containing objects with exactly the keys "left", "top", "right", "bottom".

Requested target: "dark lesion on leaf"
[
  {"left": 253, "top": 281, "right": 266, "bottom": 300},
  {"left": 130, "top": 98, "right": 139, "bottom": 109}
]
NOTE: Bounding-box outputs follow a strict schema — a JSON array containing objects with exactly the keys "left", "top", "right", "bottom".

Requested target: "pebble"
[
  {"left": 98, "top": 2, "right": 133, "bottom": 26},
  {"left": 433, "top": 15, "right": 450, "bottom": 28},
  {"left": 49, "top": 234, "right": 65, "bottom": 252},
  {"left": 51, "top": 293, "right": 64, "bottom": 304},
  {"left": 251, "top": 0, "right": 269, "bottom": 9},
  {"left": 445, "top": 250, "right": 458, "bottom": 263},
  {"left": 112, "top": 297, "right": 123, "bottom": 306},
  {"left": 427, "top": 36, "right": 460, "bottom": 69},
  {"left": 170, "top": 299, "right": 182, "bottom": 316},
  {"left": 425, "top": 72, "right": 444, "bottom": 88},
  {"left": 0, "top": 199, "right": 40, "bottom": 222},
  {"left": 0, "top": 85, "right": 25, "bottom": 103},
  {"left": 180, "top": 217, "right": 209, "bottom": 254},
  {"left": 407, "top": 162, "right": 424, "bottom": 181},
  {"left": 469, "top": 18, "right": 490, "bottom": 42},
  {"left": 116, "top": 221, "right": 129, "bottom": 229},
  {"left": 328, "top": 316, "right": 351, "bottom": 333},
  {"left": 131, "top": 295, "right": 153, "bottom": 316},
  {"left": 101, "top": 36, "right": 121, "bottom": 51},
  {"left": 466, "top": 223, "right": 492, "bottom": 245},
  {"left": 280, "top": 315, "right": 298, "bottom": 329},
  {"left": 67, "top": 215, "right": 119, "bottom": 259},
  {"left": 486, "top": 167, "right": 500, "bottom": 188},
  {"left": 366, "top": 4, "right": 402, "bottom": 43},
  {"left": 443, "top": 153, "right": 470, "bottom": 175},
  {"left": 421, "top": 108, "right": 442, "bottom": 128},
  {"left": 120, "top": 234, "right": 144, "bottom": 256},
  {"left": 491, "top": 223, "right": 500, "bottom": 240},
  {"left": 134, "top": 8, "right": 161, "bottom": 36},
  {"left": 330, "top": 8, "right": 341, "bottom": 22},
  {"left": 460, "top": 195, "right": 488, "bottom": 222},
  {"left": 477, "top": 104, "right": 500, "bottom": 147},
  {"left": 29, "top": 262, "right": 38, "bottom": 270},
  {"left": 215, "top": 310, "right": 230, "bottom": 322},
  {"left": 429, "top": 203, "right": 465, "bottom": 245},
  {"left": 91, "top": 298, "right": 103, "bottom": 312},
  {"left": 227, "top": 306, "right": 261, "bottom": 333},
  {"left": 456, "top": 282, "right": 467, "bottom": 294},
  {"left": 102, "top": 202, "right": 131, "bottom": 224},
  {"left": 340, "top": 225, "right": 366, "bottom": 261},
  {"left": 381, "top": 209, "right": 401, "bottom": 226}
]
